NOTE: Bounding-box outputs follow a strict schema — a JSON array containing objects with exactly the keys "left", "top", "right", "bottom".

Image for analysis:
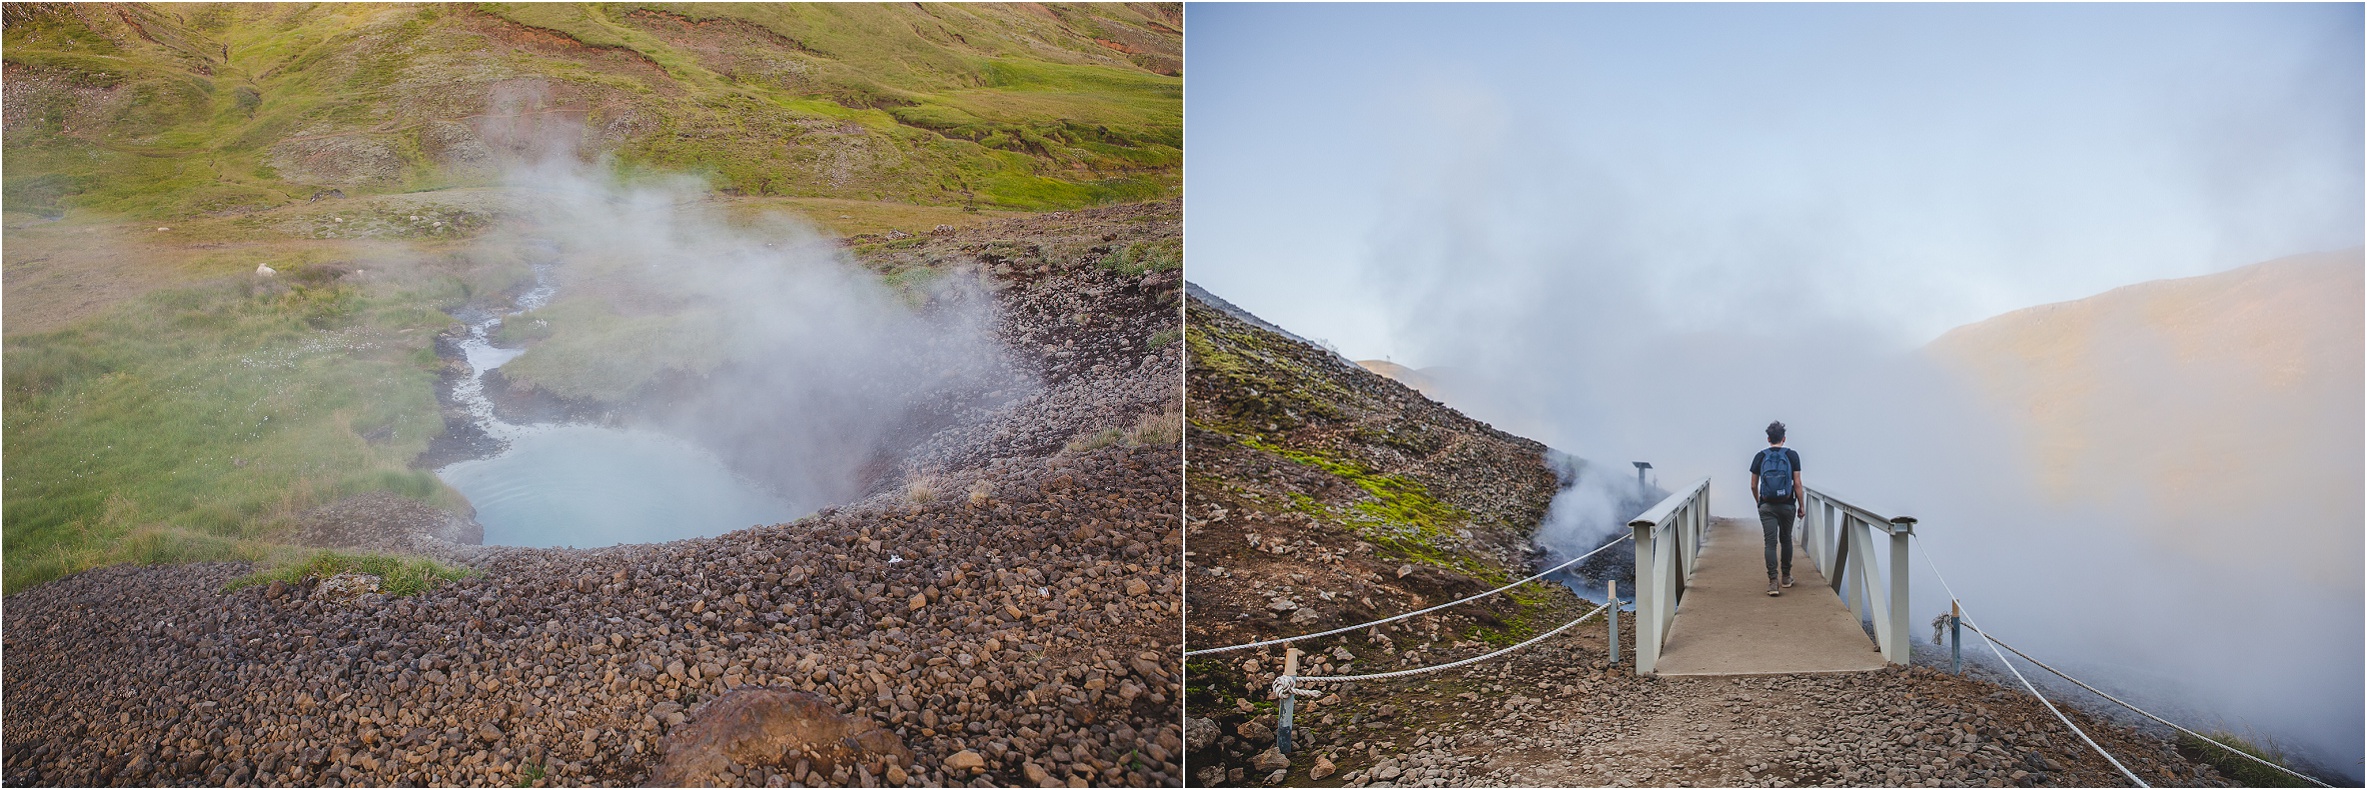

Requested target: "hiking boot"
[
  {"left": 1782, "top": 575, "right": 1796, "bottom": 588},
  {"left": 1767, "top": 578, "right": 1781, "bottom": 597}
]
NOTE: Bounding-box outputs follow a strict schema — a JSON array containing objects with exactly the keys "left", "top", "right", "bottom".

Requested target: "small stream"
[{"left": 435, "top": 267, "right": 801, "bottom": 548}]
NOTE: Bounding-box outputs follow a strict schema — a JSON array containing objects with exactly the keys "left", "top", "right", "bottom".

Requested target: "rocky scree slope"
[
  {"left": 1180, "top": 290, "right": 1589, "bottom": 786},
  {"left": 0, "top": 205, "right": 1185, "bottom": 788}
]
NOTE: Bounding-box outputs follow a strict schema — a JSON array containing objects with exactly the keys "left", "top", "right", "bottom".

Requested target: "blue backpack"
[{"left": 1757, "top": 447, "right": 1795, "bottom": 502}]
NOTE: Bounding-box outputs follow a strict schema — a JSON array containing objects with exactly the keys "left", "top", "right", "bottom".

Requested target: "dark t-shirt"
[{"left": 1748, "top": 447, "right": 1803, "bottom": 502}]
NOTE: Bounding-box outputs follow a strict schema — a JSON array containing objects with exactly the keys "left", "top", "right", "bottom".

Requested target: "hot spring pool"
[
  {"left": 439, "top": 425, "right": 801, "bottom": 548},
  {"left": 434, "top": 263, "right": 803, "bottom": 547}
]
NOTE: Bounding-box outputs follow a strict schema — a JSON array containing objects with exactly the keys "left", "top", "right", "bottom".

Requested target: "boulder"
[
  {"left": 648, "top": 689, "right": 911, "bottom": 787},
  {"left": 1184, "top": 717, "right": 1219, "bottom": 752}
]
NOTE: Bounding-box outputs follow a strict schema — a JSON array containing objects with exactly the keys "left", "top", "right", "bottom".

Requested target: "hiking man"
[{"left": 1750, "top": 421, "right": 1803, "bottom": 597}]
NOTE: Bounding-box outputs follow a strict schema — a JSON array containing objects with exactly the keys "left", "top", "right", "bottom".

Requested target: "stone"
[
  {"left": 1265, "top": 768, "right": 1289, "bottom": 784},
  {"left": 1237, "top": 720, "right": 1275, "bottom": 745},
  {"left": 314, "top": 572, "right": 382, "bottom": 601},
  {"left": 648, "top": 689, "right": 910, "bottom": 787},
  {"left": 945, "top": 750, "right": 987, "bottom": 774},
  {"left": 1312, "top": 756, "right": 1337, "bottom": 780},
  {"left": 1024, "top": 762, "right": 1055, "bottom": 786},
  {"left": 1252, "top": 748, "right": 1291, "bottom": 772},
  {"left": 1185, "top": 717, "right": 1219, "bottom": 752}
]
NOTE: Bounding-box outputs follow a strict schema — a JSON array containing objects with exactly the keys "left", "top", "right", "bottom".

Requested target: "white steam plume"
[{"left": 480, "top": 115, "right": 1023, "bottom": 511}]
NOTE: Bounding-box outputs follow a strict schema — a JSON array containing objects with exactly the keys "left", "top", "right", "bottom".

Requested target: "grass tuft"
[
  {"left": 1097, "top": 238, "right": 1180, "bottom": 277},
  {"left": 1126, "top": 406, "right": 1183, "bottom": 447},
  {"left": 2176, "top": 731, "right": 2318, "bottom": 788},
  {"left": 227, "top": 550, "right": 476, "bottom": 598},
  {"left": 1066, "top": 426, "right": 1127, "bottom": 454}
]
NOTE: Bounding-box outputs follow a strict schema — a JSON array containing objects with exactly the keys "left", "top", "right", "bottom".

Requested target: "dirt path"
[{"left": 1199, "top": 613, "right": 2231, "bottom": 789}]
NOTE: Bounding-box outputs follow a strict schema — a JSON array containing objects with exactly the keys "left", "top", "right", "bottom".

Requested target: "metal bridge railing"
[
  {"left": 1800, "top": 484, "right": 1916, "bottom": 664},
  {"left": 1628, "top": 477, "right": 1711, "bottom": 675}
]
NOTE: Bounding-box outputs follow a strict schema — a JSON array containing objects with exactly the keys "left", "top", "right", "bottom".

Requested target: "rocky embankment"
[
  {"left": 1179, "top": 287, "right": 1582, "bottom": 785},
  {"left": 1179, "top": 287, "right": 2244, "bottom": 788},
  {"left": 0, "top": 203, "right": 1185, "bottom": 788}
]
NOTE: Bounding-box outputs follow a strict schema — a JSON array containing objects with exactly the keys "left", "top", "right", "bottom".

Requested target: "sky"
[
  {"left": 1186, "top": 3, "right": 2363, "bottom": 778},
  {"left": 1187, "top": 2, "right": 2364, "bottom": 363}
]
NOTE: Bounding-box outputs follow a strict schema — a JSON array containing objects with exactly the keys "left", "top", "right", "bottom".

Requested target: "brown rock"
[
  {"left": 1252, "top": 747, "right": 1290, "bottom": 772},
  {"left": 945, "top": 749, "right": 988, "bottom": 774},
  {"left": 648, "top": 688, "right": 912, "bottom": 787},
  {"left": 1312, "top": 756, "right": 1336, "bottom": 780}
]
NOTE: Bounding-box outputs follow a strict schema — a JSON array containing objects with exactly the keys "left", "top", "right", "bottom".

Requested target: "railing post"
[
  {"left": 1886, "top": 517, "right": 1916, "bottom": 664},
  {"left": 1278, "top": 647, "right": 1300, "bottom": 754},
  {"left": 1949, "top": 599, "right": 1962, "bottom": 675},
  {"left": 1631, "top": 520, "right": 1658, "bottom": 675},
  {"left": 1607, "top": 580, "right": 1620, "bottom": 667}
]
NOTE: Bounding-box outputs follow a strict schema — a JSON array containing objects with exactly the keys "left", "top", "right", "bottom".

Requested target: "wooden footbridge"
[{"left": 1628, "top": 479, "right": 1913, "bottom": 676}]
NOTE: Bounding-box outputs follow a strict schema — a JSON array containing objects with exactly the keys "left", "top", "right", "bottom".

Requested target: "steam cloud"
[
  {"left": 1353, "top": 92, "right": 2361, "bottom": 782},
  {"left": 474, "top": 105, "right": 1022, "bottom": 512}
]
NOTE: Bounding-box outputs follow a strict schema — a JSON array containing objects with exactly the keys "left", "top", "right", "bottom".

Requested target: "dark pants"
[{"left": 1758, "top": 500, "right": 1796, "bottom": 579}]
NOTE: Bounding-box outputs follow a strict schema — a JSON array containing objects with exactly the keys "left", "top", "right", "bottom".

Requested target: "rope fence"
[
  {"left": 1916, "top": 534, "right": 2148, "bottom": 787},
  {"left": 1292, "top": 601, "right": 1614, "bottom": 686},
  {"left": 1185, "top": 533, "right": 1631, "bottom": 657}
]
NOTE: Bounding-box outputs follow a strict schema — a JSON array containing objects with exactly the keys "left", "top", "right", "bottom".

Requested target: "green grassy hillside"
[
  {"left": 2, "top": 2, "right": 1180, "bottom": 218},
  {"left": 0, "top": 2, "right": 1180, "bottom": 594}
]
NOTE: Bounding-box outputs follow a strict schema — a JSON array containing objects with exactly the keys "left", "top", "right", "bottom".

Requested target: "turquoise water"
[{"left": 439, "top": 425, "right": 801, "bottom": 548}]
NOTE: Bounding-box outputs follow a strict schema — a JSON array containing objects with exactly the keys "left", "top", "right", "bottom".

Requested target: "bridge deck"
[{"left": 1652, "top": 516, "right": 1889, "bottom": 676}]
